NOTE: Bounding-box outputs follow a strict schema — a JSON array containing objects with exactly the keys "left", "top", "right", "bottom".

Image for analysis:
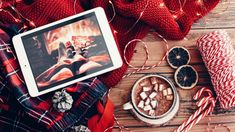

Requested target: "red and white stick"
[
  {"left": 182, "top": 99, "right": 216, "bottom": 132},
  {"left": 175, "top": 87, "right": 216, "bottom": 132}
]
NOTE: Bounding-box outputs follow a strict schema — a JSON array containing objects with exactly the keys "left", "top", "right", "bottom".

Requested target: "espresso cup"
[{"left": 123, "top": 74, "right": 179, "bottom": 125}]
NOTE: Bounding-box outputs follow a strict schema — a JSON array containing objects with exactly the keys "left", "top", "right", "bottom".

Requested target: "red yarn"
[
  {"left": 0, "top": 0, "right": 220, "bottom": 88},
  {"left": 197, "top": 30, "right": 235, "bottom": 109}
]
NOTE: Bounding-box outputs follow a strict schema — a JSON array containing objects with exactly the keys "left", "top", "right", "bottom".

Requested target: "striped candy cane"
[
  {"left": 175, "top": 87, "right": 216, "bottom": 132},
  {"left": 182, "top": 98, "right": 216, "bottom": 132}
]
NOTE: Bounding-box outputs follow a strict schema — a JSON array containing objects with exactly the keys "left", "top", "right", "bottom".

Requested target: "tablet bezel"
[{"left": 12, "top": 7, "right": 122, "bottom": 97}]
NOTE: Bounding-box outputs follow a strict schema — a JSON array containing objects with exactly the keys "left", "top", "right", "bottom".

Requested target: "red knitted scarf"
[{"left": 0, "top": 0, "right": 220, "bottom": 88}]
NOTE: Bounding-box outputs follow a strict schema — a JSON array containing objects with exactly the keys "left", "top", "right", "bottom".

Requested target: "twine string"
[
  {"left": 104, "top": 114, "right": 132, "bottom": 132},
  {"left": 210, "top": 0, "right": 230, "bottom": 15},
  {"left": 169, "top": 0, "right": 187, "bottom": 14},
  {"left": 108, "top": 0, "right": 116, "bottom": 23},
  {"left": 73, "top": 0, "right": 78, "bottom": 14},
  {"left": 124, "top": 0, "right": 150, "bottom": 35},
  {"left": 123, "top": 39, "right": 149, "bottom": 70},
  {"left": 197, "top": 30, "right": 235, "bottom": 109},
  {"left": 122, "top": 32, "right": 169, "bottom": 79},
  {"left": 196, "top": 30, "right": 234, "bottom": 131}
]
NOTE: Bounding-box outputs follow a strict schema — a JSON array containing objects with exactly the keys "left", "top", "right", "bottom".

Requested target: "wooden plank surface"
[{"left": 110, "top": 1, "right": 235, "bottom": 132}]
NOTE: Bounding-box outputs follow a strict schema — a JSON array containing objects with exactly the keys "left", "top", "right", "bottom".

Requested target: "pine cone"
[
  {"left": 72, "top": 125, "right": 91, "bottom": 132},
  {"left": 52, "top": 90, "right": 73, "bottom": 112}
]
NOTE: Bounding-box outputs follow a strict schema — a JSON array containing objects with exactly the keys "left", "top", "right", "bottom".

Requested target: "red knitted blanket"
[{"left": 0, "top": 0, "right": 220, "bottom": 88}]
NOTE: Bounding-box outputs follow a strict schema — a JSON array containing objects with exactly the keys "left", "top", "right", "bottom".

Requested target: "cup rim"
[{"left": 130, "top": 74, "right": 177, "bottom": 119}]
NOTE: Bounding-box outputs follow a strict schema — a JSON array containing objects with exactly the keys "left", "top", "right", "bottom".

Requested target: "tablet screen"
[{"left": 21, "top": 12, "right": 113, "bottom": 91}]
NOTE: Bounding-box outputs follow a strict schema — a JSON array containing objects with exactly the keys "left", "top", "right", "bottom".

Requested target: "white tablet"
[{"left": 12, "top": 7, "right": 122, "bottom": 97}]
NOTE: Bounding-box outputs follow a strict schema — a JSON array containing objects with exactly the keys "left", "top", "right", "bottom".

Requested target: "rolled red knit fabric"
[
  {"left": 0, "top": 0, "right": 220, "bottom": 88},
  {"left": 92, "top": 0, "right": 220, "bottom": 87}
]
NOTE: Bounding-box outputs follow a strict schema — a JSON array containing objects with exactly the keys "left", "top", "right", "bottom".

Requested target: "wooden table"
[{"left": 110, "top": 1, "right": 235, "bottom": 132}]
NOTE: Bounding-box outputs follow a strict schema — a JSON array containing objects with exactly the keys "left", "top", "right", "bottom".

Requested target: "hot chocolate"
[{"left": 133, "top": 76, "right": 174, "bottom": 117}]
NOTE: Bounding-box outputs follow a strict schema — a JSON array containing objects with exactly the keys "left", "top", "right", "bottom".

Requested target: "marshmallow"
[
  {"left": 154, "top": 84, "right": 158, "bottom": 92},
  {"left": 159, "top": 84, "right": 164, "bottom": 91},
  {"left": 167, "top": 88, "right": 173, "bottom": 95},
  {"left": 151, "top": 100, "right": 158, "bottom": 108},
  {"left": 143, "top": 86, "right": 152, "bottom": 92},
  {"left": 140, "top": 80, "right": 148, "bottom": 86},
  {"left": 166, "top": 95, "right": 173, "bottom": 100},
  {"left": 163, "top": 89, "right": 168, "bottom": 96},
  {"left": 149, "top": 109, "right": 155, "bottom": 116},
  {"left": 140, "top": 92, "right": 147, "bottom": 100},
  {"left": 145, "top": 98, "right": 150, "bottom": 105},
  {"left": 138, "top": 100, "right": 144, "bottom": 108},
  {"left": 143, "top": 105, "right": 152, "bottom": 111},
  {"left": 149, "top": 92, "right": 157, "bottom": 99},
  {"left": 150, "top": 77, "right": 157, "bottom": 84}
]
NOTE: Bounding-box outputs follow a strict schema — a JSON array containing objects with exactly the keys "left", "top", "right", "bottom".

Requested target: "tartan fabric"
[{"left": 0, "top": 27, "right": 108, "bottom": 131}]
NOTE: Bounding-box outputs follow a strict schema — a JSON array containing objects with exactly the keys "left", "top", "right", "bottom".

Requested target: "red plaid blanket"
[{"left": 0, "top": 26, "right": 108, "bottom": 131}]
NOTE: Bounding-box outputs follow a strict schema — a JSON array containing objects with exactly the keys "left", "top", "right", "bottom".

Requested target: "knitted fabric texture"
[{"left": 0, "top": 0, "right": 220, "bottom": 88}]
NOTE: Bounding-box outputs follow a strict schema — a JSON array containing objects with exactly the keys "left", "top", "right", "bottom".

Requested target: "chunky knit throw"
[{"left": 0, "top": 0, "right": 219, "bottom": 88}]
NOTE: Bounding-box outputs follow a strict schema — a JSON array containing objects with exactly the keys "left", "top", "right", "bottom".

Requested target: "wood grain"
[{"left": 110, "top": 1, "right": 235, "bottom": 132}]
